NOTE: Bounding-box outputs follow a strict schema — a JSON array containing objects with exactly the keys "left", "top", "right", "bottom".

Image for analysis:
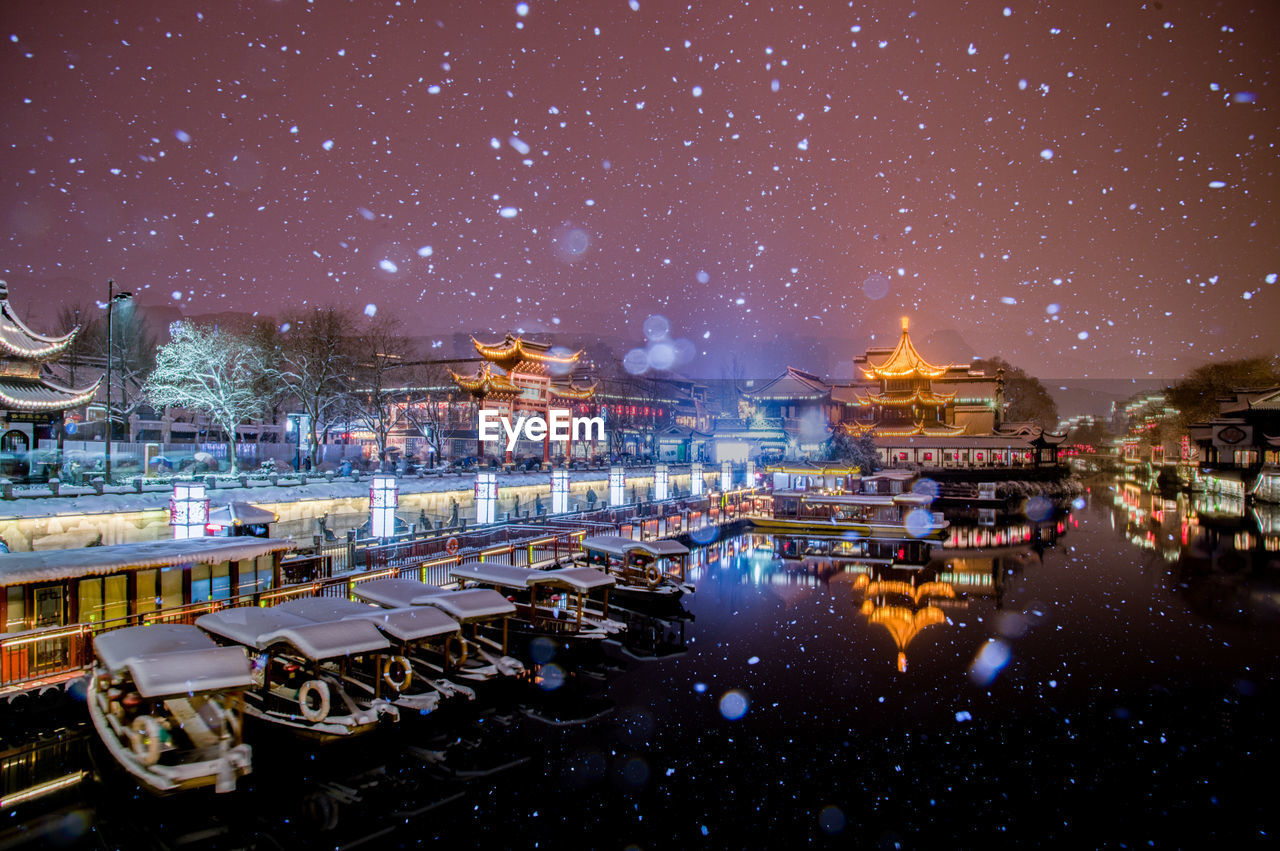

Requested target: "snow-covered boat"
[
  {"left": 195, "top": 607, "right": 396, "bottom": 741},
  {"left": 88, "top": 624, "right": 254, "bottom": 794},
  {"left": 351, "top": 577, "right": 525, "bottom": 682},
  {"left": 275, "top": 597, "right": 475, "bottom": 709},
  {"left": 448, "top": 563, "right": 625, "bottom": 643},
  {"left": 574, "top": 536, "right": 692, "bottom": 609}
]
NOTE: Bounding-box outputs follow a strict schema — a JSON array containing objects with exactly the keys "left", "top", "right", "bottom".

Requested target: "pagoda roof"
[
  {"left": 1248, "top": 388, "right": 1280, "bottom": 411},
  {"left": 743, "top": 366, "right": 831, "bottom": 401},
  {"left": 861, "top": 317, "right": 956, "bottom": 380},
  {"left": 847, "top": 420, "right": 968, "bottom": 437},
  {"left": 0, "top": 280, "right": 82, "bottom": 360},
  {"left": 450, "top": 363, "right": 520, "bottom": 397},
  {"left": 0, "top": 374, "right": 103, "bottom": 413},
  {"left": 855, "top": 387, "right": 956, "bottom": 407},
  {"left": 472, "top": 334, "right": 584, "bottom": 369},
  {"left": 549, "top": 379, "right": 598, "bottom": 400}
]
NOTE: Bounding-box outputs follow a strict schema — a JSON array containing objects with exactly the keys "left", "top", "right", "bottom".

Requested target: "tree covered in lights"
[{"left": 144, "top": 322, "right": 266, "bottom": 473}]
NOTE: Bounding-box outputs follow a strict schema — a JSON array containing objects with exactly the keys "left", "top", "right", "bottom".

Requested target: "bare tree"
[
  {"left": 144, "top": 323, "right": 265, "bottom": 472},
  {"left": 263, "top": 307, "right": 355, "bottom": 466},
  {"left": 400, "top": 361, "right": 468, "bottom": 464},
  {"left": 93, "top": 301, "right": 158, "bottom": 426},
  {"left": 341, "top": 315, "right": 421, "bottom": 469}
]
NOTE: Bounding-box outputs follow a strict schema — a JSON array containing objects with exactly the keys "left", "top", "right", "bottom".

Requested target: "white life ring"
[
  {"left": 298, "top": 679, "right": 331, "bottom": 723},
  {"left": 645, "top": 564, "right": 663, "bottom": 588},
  {"left": 382, "top": 655, "right": 414, "bottom": 692},
  {"left": 129, "top": 715, "right": 163, "bottom": 766}
]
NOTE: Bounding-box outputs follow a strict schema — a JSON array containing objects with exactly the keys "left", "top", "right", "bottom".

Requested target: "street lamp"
[{"left": 104, "top": 279, "right": 133, "bottom": 483}]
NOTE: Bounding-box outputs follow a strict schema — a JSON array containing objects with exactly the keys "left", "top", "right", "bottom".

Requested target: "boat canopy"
[
  {"left": 95, "top": 623, "right": 214, "bottom": 670},
  {"left": 450, "top": 562, "right": 614, "bottom": 591},
  {"left": 197, "top": 606, "right": 389, "bottom": 659},
  {"left": 127, "top": 647, "right": 256, "bottom": 699},
  {"left": 892, "top": 493, "right": 935, "bottom": 506},
  {"left": 581, "top": 536, "right": 690, "bottom": 558},
  {"left": 355, "top": 606, "right": 460, "bottom": 641},
  {"left": 350, "top": 577, "right": 447, "bottom": 609},
  {"left": 94, "top": 624, "right": 254, "bottom": 698},
  {"left": 278, "top": 595, "right": 459, "bottom": 641},
  {"left": 780, "top": 492, "right": 897, "bottom": 505},
  {"left": 413, "top": 589, "right": 516, "bottom": 621},
  {"left": 277, "top": 597, "right": 377, "bottom": 623},
  {"left": 0, "top": 537, "right": 294, "bottom": 588},
  {"left": 547, "top": 566, "right": 617, "bottom": 590}
]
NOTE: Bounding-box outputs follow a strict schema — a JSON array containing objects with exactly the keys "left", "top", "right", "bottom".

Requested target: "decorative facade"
[
  {"left": 450, "top": 334, "right": 597, "bottom": 462},
  {"left": 843, "top": 317, "right": 1000, "bottom": 437},
  {"left": 0, "top": 280, "right": 102, "bottom": 454}
]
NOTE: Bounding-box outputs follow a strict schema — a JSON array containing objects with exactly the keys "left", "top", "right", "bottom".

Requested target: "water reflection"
[
  {"left": 1109, "top": 478, "right": 1280, "bottom": 627},
  {"left": 6, "top": 484, "right": 1280, "bottom": 846}
]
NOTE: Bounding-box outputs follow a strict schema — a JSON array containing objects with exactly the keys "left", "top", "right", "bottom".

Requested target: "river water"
[{"left": 2, "top": 476, "right": 1276, "bottom": 848}]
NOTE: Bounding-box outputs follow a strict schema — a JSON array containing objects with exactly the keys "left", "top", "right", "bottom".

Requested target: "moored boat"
[
  {"left": 275, "top": 597, "right": 475, "bottom": 708},
  {"left": 351, "top": 578, "right": 525, "bottom": 681},
  {"left": 88, "top": 624, "right": 254, "bottom": 794},
  {"left": 195, "top": 607, "right": 396, "bottom": 741},
  {"left": 448, "top": 563, "right": 625, "bottom": 643},
  {"left": 574, "top": 536, "right": 692, "bottom": 608}
]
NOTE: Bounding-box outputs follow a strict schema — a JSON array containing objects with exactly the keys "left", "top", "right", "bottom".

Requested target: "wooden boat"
[
  {"left": 351, "top": 578, "right": 525, "bottom": 682},
  {"left": 88, "top": 624, "right": 254, "bottom": 794},
  {"left": 448, "top": 563, "right": 625, "bottom": 643},
  {"left": 574, "top": 536, "right": 692, "bottom": 608},
  {"left": 195, "top": 607, "right": 396, "bottom": 741},
  {"left": 275, "top": 597, "right": 475, "bottom": 708},
  {"left": 753, "top": 490, "right": 948, "bottom": 540}
]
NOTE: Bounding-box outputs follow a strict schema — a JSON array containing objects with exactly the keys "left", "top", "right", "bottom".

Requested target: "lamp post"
[
  {"left": 370, "top": 473, "right": 398, "bottom": 539},
  {"left": 104, "top": 279, "right": 133, "bottom": 483}
]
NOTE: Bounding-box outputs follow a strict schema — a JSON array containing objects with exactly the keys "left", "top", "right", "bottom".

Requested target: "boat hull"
[{"left": 87, "top": 683, "right": 252, "bottom": 795}]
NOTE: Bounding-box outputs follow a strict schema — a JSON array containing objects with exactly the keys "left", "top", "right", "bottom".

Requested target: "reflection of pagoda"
[
  {"left": 854, "top": 573, "right": 958, "bottom": 672},
  {"left": 849, "top": 317, "right": 968, "bottom": 437},
  {"left": 0, "top": 280, "right": 102, "bottom": 452},
  {"left": 450, "top": 334, "right": 597, "bottom": 462}
]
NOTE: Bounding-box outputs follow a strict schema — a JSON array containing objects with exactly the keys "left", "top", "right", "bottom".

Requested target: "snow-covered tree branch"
[{"left": 143, "top": 322, "right": 266, "bottom": 473}]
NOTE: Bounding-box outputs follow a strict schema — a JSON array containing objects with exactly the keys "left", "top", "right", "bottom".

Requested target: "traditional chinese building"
[
  {"left": 0, "top": 280, "right": 101, "bottom": 455},
  {"left": 844, "top": 317, "right": 1000, "bottom": 437},
  {"left": 450, "top": 334, "right": 597, "bottom": 463}
]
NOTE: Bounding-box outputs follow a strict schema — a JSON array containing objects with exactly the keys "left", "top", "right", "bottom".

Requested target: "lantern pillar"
[
  {"left": 551, "top": 469, "right": 570, "bottom": 514},
  {"left": 654, "top": 463, "right": 669, "bottom": 502},
  {"left": 476, "top": 471, "right": 498, "bottom": 525},
  {"left": 370, "top": 473, "right": 398, "bottom": 539},
  {"left": 609, "top": 466, "right": 626, "bottom": 506},
  {"left": 170, "top": 481, "right": 209, "bottom": 539}
]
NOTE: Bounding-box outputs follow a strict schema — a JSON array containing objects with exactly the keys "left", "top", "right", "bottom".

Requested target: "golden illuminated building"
[
  {"left": 450, "top": 334, "right": 597, "bottom": 462},
  {"left": 854, "top": 573, "right": 957, "bottom": 672},
  {"left": 0, "top": 280, "right": 102, "bottom": 453},
  {"left": 845, "top": 317, "right": 996, "bottom": 437}
]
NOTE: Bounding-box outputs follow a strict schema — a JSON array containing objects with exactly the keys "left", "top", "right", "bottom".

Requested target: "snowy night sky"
[{"left": 1, "top": 0, "right": 1276, "bottom": 378}]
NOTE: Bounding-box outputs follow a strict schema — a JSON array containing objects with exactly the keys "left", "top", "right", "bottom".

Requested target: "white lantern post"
[
  {"left": 690, "top": 462, "right": 704, "bottom": 496},
  {"left": 746, "top": 460, "right": 757, "bottom": 489},
  {"left": 721, "top": 460, "right": 733, "bottom": 492},
  {"left": 475, "top": 471, "right": 498, "bottom": 525},
  {"left": 370, "top": 473, "right": 398, "bottom": 539},
  {"left": 654, "top": 463, "right": 669, "bottom": 501},
  {"left": 170, "top": 481, "right": 209, "bottom": 539},
  {"left": 551, "top": 469, "right": 570, "bottom": 514},
  {"left": 609, "top": 465, "right": 626, "bottom": 506}
]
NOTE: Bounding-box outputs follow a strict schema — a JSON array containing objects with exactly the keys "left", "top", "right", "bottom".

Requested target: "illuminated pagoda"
[
  {"left": 847, "top": 317, "right": 971, "bottom": 437},
  {"left": 451, "top": 334, "right": 597, "bottom": 463},
  {"left": 0, "top": 280, "right": 102, "bottom": 453},
  {"left": 854, "top": 573, "right": 958, "bottom": 673}
]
